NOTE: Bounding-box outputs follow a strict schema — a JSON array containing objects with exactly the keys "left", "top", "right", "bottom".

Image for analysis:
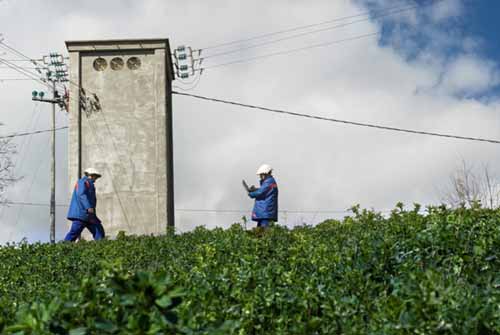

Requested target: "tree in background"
[
  {"left": 442, "top": 160, "right": 500, "bottom": 209},
  {"left": 0, "top": 134, "right": 17, "bottom": 202}
]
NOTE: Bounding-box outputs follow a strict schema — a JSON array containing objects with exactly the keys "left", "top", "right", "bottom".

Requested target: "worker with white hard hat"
[
  {"left": 247, "top": 164, "right": 279, "bottom": 228},
  {"left": 64, "top": 167, "right": 105, "bottom": 241}
]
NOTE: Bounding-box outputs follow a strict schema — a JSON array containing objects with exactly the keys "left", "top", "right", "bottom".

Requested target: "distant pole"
[
  {"left": 31, "top": 52, "right": 69, "bottom": 244},
  {"left": 50, "top": 80, "right": 56, "bottom": 244}
]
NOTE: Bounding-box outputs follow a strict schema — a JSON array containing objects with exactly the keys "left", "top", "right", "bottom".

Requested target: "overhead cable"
[
  {"left": 0, "top": 203, "right": 366, "bottom": 214},
  {"left": 199, "top": 32, "right": 378, "bottom": 70},
  {"left": 0, "top": 78, "right": 36, "bottom": 81},
  {"left": 0, "top": 57, "right": 48, "bottom": 87},
  {"left": 175, "top": 208, "right": 355, "bottom": 214},
  {"left": 1, "top": 201, "right": 68, "bottom": 207},
  {"left": 200, "top": 0, "right": 444, "bottom": 51},
  {"left": 0, "top": 127, "right": 68, "bottom": 140},
  {"left": 0, "top": 41, "right": 62, "bottom": 90},
  {"left": 8, "top": 135, "right": 51, "bottom": 241},
  {"left": 0, "top": 41, "right": 43, "bottom": 65},
  {"left": 173, "top": 91, "right": 500, "bottom": 145},
  {"left": 172, "top": 74, "right": 203, "bottom": 91},
  {"left": 201, "top": 1, "right": 443, "bottom": 60},
  {"left": 0, "top": 59, "right": 44, "bottom": 62}
]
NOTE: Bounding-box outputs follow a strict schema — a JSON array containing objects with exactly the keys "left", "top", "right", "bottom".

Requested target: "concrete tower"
[{"left": 65, "top": 39, "right": 175, "bottom": 237}]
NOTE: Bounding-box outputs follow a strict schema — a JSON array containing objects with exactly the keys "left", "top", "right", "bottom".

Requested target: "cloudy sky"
[{"left": 1, "top": 0, "right": 500, "bottom": 243}]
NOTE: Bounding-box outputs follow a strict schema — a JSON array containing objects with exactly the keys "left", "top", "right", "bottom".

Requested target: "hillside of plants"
[{"left": 0, "top": 204, "right": 499, "bottom": 334}]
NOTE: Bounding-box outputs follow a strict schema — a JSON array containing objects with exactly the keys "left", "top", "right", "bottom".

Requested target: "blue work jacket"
[
  {"left": 67, "top": 176, "right": 96, "bottom": 222},
  {"left": 249, "top": 176, "right": 278, "bottom": 221}
]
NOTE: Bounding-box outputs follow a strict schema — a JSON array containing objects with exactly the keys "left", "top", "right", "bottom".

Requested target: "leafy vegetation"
[{"left": 0, "top": 204, "right": 499, "bottom": 334}]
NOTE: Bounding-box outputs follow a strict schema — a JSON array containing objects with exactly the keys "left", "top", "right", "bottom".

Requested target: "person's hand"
[
  {"left": 87, "top": 208, "right": 95, "bottom": 214},
  {"left": 249, "top": 185, "right": 257, "bottom": 192}
]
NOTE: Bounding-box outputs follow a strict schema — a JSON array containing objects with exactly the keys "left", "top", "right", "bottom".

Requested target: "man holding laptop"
[{"left": 243, "top": 164, "right": 278, "bottom": 228}]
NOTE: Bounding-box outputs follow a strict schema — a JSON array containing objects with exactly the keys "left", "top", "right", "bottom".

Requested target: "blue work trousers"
[
  {"left": 64, "top": 220, "right": 105, "bottom": 241},
  {"left": 257, "top": 219, "right": 271, "bottom": 228}
]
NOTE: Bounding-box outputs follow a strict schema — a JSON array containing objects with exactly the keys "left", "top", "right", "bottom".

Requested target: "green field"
[{"left": 0, "top": 205, "right": 499, "bottom": 334}]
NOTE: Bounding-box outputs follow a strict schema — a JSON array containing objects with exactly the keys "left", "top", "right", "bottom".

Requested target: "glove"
[{"left": 249, "top": 185, "right": 257, "bottom": 192}]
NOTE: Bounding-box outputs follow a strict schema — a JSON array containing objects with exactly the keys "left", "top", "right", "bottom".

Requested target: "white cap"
[
  {"left": 256, "top": 164, "right": 273, "bottom": 175},
  {"left": 84, "top": 167, "right": 102, "bottom": 177}
]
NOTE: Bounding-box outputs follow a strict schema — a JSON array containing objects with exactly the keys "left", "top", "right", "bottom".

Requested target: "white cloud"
[{"left": 440, "top": 55, "right": 500, "bottom": 96}]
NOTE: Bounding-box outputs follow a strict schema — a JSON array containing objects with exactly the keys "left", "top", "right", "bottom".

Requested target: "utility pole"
[
  {"left": 31, "top": 53, "right": 68, "bottom": 244},
  {"left": 50, "top": 80, "right": 56, "bottom": 243}
]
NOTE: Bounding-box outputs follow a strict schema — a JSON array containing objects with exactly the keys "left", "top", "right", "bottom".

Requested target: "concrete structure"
[{"left": 65, "top": 39, "right": 175, "bottom": 237}]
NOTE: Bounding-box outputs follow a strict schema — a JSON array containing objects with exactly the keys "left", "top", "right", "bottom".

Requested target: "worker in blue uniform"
[
  {"left": 247, "top": 164, "right": 278, "bottom": 228},
  {"left": 64, "top": 168, "right": 105, "bottom": 241}
]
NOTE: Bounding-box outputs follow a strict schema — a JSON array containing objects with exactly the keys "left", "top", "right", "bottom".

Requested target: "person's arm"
[
  {"left": 248, "top": 180, "right": 274, "bottom": 199},
  {"left": 77, "top": 180, "right": 92, "bottom": 212}
]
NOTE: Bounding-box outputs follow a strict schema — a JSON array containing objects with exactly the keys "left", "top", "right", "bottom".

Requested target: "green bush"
[
  {"left": 0, "top": 205, "right": 499, "bottom": 334},
  {"left": 4, "top": 262, "right": 183, "bottom": 334}
]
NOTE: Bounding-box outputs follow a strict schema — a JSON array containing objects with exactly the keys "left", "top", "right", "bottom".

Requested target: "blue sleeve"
[
  {"left": 77, "top": 180, "right": 92, "bottom": 210},
  {"left": 248, "top": 180, "right": 271, "bottom": 199}
]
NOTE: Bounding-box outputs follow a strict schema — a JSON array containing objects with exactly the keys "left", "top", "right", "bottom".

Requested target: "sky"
[{"left": 1, "top": 0, "right": 500, "bottom": 244}]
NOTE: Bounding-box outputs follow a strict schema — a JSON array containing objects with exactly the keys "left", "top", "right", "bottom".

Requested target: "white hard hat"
[
  {"left": 84, "top": 167, "right": 102, "bottom": 177},
  {"left": 256, "top": 164, "right": 273, "bottom": 175}
]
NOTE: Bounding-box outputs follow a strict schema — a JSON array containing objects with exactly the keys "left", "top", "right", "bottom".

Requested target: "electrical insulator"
[
  {"left": 179, "top": 73, "right": 189, "bottom": 79},
  {"left": 177, "top": 46, "right": 186, "bottom": 52},
  {"left": 179, "top": 65, "right": 189, "bottom": 71},
  {"left": 32, "top": 91, "right": 38, "bottom": 98},
  {"left": 39, "top": 92, "right": 45, "bottom": 98},
  {"left": 177, "top": 53, "right": 187, "bottom": 60}
]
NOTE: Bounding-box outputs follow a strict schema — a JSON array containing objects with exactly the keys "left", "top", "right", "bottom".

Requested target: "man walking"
[
  {"left": 247, "top": 164, "right": 278, "bottom": 228},
  {"left": 64, "top": 168, "right": 105, "bottom": 241}
]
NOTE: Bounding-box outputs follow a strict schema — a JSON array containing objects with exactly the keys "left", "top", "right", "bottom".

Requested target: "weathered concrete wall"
[{"left": 66, "top": 40, "right": 174, "bottom": 237}]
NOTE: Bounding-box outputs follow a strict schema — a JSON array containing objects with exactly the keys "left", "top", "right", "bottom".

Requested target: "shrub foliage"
[{"left": 0, "top": 205, "right": 499, "bottom": 334}]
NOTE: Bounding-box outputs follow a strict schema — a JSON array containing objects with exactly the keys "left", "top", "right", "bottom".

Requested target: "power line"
[
  {"left": 0, "top": 56, "right": 48, "bottom": 87},
  {"left": 6, "top": 111, "right": 71, "bottom": 241},
  {"left": 0, "top": 41, "right": 44, "bottom": 67},
  {"left": 0, "top": 41, "right": 65, "bottom": 91},
  {"left": 201, "top": 1, "right": 441, "bottom": 61},
  {"left": 199, "top": 32, "right": 378, "bottom": 70},
  {"left": 0, "top": 66, "right": 41, "bottom": 70},
  {"left": 1, "top": 41, "right": 69, "bottom": 243},
  {"left": 200, "top": 0, "right": 444, "bottom": 51},
  {"left": 0, "top": 127, "right": 68, "bottom": 140},
  {"left": 175, "top": 208, "right": 355, "bottom": 214},
  {"left": 0, "top": 41, "right": 45, "bottom": 76},
  {"left": 173, "top": 91, "right": 500, "bottom": 145},
  {"left": 0, "top": 54, "right": 50, "bottom": 88},
  {"left": 0, "top": 78, "right": 36, "bottom": 81},
  {"left": 0, "top": 203, "right": 367, "bottom": 214},
  {"left": 1, "top": 201, "right": 67, "bottom": 207},
  {"left": 0, "top": 59, "right": 44, "bottom": 62},
  {"left": 10, "top": 103, "right": 42, "bottom": 179},
  {"left": 8, "top": 135, "right": 51, "bottom": 242},
  {"left": 0, "top": 103, "right": 41, "bottom": 232},
  {"left": 173, "top": 73, "right": 203, "bottom": 91}
]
